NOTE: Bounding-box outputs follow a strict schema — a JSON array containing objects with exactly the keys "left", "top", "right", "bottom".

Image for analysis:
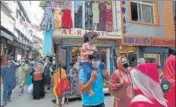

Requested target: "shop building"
[
  {"left": 39, "top": 1, "right": 123, "bottom": 74},
  {"left": 121, "top": 1, "right": 175, "bottom": 67}
]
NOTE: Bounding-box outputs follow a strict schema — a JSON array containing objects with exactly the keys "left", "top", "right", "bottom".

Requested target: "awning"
[{"left": 0, "top": 30, "right": 13, "bottom": 41}]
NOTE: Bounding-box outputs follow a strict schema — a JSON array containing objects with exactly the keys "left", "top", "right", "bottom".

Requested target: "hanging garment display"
[
  {"left": 85, "top": 1, "right": 93, "bottom": 30},
  {"left": 40, "top": 7, "right": 55, "bottom": 30},
  {"left": 54, "top": 8, "right": 62, "bottom": 29},
  {"left": 42, "top": 30, "right": 52, "bottom": 56},
  {"left": 62, "top": 9, "right": 73, "bottom": 28},
  {"left": 105, "top": 2, "right": 112, "bottom": 32},
  {"left": 98, "top": 2, "right": 106, "bottom": 31},
  {"left": 92, "top": 2, "right": 99, "bottom": 24},
  {"left": 74, "top": 1, "right": 83, "bottom": 28},
  {"left": 92, "top": 2, "right": 99, "bottom": 30}
]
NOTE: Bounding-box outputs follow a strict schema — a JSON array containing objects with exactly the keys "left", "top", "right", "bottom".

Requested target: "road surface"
[{"left": 5, "top": 87, "right": 114, "bottom": 107}]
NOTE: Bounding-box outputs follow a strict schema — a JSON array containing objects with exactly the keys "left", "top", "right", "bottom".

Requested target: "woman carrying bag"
[{"left": 109, "top": 56, "right": 133, "bottom": 107}]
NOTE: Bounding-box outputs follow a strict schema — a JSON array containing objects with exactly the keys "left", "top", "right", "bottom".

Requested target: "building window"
[{"left": 130, "top": 1, "right": 155, "bottom": 24}]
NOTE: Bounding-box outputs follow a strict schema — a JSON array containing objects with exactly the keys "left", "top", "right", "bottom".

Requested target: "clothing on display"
[
  {"left": 74, "top": 2, "right": 83, "bottom": 28},
  {"left": 54, "top": 8, "right": 62, "bottom": 29},
  {"left": 98, "top": 2, "right": 106, "bottom": 31},
  {"left": 85, "top": 1, "right": 93, "bottom": 30},
  {"left": 62, "top": 9, "right": 73, "bottom": 28},
  {"left": 42, "top": 30, "right": 52, "bottom": 56},
  {"left": 92, "top": 2, "right": 99, "bottom": 24},
  {"left": 40, "top": 7, "right": 55, "bottom": 30},
  {"left": 105, "top": 2, "right": 112, "bottom": 32}
]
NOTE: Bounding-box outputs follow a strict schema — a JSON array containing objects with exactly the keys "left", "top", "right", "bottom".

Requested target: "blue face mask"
[{"left": 92, "top": 61, "right": 101, "bottom": 69}]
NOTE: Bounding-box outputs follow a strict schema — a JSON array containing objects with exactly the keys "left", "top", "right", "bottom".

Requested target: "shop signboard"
[
  {"left": 123, "top": 36, "right": 151, "bottom": 46},
  {"left": 62, "top": 39, "right": 116, "bottom": 47},
  {"left": 53, "top": 28, "right": 122, "bottom": 40},
  {"left": 151, "top": 38, "right": 175, "bottom": 47}
]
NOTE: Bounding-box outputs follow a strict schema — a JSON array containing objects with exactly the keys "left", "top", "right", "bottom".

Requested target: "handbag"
[
  {"left": 33, "top": 72, "right": 43, "bottom": 81},
  {"left": 160, "top": 77, "right": 171, "bottom": 93},
  {"left": 108, "top": 70, "right": 127, "bottom": 101}
]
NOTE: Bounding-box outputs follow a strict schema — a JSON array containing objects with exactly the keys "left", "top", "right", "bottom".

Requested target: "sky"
[{"left": 23, "top": 1, "right": 44, "bottom": 40}]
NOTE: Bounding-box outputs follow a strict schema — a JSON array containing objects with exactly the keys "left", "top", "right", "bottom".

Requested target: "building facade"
[
  {"left": 45, "top": 1, "right": 123, "bottom": 74},
  {"left": 1, "top": 1, "right": 42, "bottom": 62},
  {"left": 121, "top": 1, "right": 175, "bottom": 67}
]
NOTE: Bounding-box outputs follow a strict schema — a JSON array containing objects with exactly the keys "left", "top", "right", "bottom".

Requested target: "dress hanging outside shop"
[
  {"left": 54, "top": 8, "right": 62, "bottom": 29},
  {"left": 92, "top": 2, "right": 99, "bottom": 30},
  {"left": 105, "top": 2, "right": 112, "bottom": 32},
  {"left": 62, "top": 9, "right": 73, "bottom": 29},
  {"left": 85, "top": 1, "right": 93, "bottom": 30},
  {"left": 98, "top": 2, "right": 106, "bottom": 31},
  {"left": 92, "top": 2, "right": 99, "bottom": 24},
  {"left": 40, "top": 7, "right": 55, "bottom": 30},
  {"left": 43, "top": 30, "right": 52, "bottom": 56}
]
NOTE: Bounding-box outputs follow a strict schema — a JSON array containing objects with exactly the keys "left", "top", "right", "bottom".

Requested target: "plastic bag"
[{"left": 27, "top": 84, "right": 33, "bottom": 94}]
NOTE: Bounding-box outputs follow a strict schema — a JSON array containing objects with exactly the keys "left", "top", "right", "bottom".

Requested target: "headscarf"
[
  {"left": 131, "top": 63, "right": 167, "bottom": 107},
  {"left": 137, "top": 58, "right": 145, "bottom": 65},
  {"left": 34, "top": 62, "right": 43, "bottom": 73},
  {"left": 164, "top": 55, "right": 176, "bottom": 83},
  {"left": 117, "top": 56, "right": 128, "bottom": 73}
]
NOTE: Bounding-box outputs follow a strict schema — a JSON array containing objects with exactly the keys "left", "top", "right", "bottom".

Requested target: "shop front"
[
  {"left": 53, "top": 28, "right": 122, "bottom": 75},
  {"left": 52, "top": 28, "right": 121, "bottom": 97},
  {"left": 123, "top": 36, "right": 175, "bottom": 68}
]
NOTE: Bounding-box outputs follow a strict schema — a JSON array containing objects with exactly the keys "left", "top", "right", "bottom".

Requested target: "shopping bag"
[{"left": 28, "top": 84, "right": 33, "bottom": 94}]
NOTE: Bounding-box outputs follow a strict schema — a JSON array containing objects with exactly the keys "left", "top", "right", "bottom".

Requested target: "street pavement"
[{"left": 5, "top": 87, "right": 114, "bottom": 107}]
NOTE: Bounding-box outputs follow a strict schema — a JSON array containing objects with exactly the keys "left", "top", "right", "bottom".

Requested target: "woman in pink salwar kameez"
[
  {"left": 109, "top": 56, "right": 133, "bottom": 107},
  {"left": 130, "top": 63, "right": 168, "bottom": 107}
]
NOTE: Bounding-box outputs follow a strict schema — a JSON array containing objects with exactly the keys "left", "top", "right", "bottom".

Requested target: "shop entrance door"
[{"left": 69, "top": 47, "right": 113, "bottom": 74}]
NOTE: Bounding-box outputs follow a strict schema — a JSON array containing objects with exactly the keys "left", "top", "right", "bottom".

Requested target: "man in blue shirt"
[{"left": 79, "top": 52, "right": 110, "bottom": 107}]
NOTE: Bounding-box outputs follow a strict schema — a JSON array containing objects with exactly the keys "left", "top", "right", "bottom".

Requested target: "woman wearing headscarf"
[
  {"left": 32, "top": 62, "right": 45, "bottom": 100},
  {"left": 16, "top": 59, "right": 28, "bottom": 94},
  {"left": 109, "top": 56, "right": 133, "bottom": 107},
  {"left": 130, "top": 63, "right": 168, "bottom": 107},
  {"left": 137, "top": 58, "right": 145, "bottom": 66},
  {"left": 163, "top": 55, "right": 175, "bottom": 107}
]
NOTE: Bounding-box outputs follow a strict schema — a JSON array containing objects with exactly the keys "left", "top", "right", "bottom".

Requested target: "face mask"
[
  {"left": 123, "top": 63, "right": 129, "bottom": 69},
  {"left": 92, "top": 61, "right": 101, "bottom": 69},
  {"left": 53, "top": 61, "right": 56, "bottom": 65},
  {"left": 7, "top": 60, "right": 12, "bottom": 66}
]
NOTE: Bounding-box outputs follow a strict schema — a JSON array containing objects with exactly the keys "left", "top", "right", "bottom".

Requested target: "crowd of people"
[
  {"left": 0, "top": 31, "right": 175, "bottom": 107},
  {"left": 0, "top": 56, "right": 55, "bottom": 107},
  {"left": 77, "top": 32, "right": 175, "bottom": 107}
]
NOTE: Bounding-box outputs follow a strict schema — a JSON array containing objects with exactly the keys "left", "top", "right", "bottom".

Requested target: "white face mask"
[{"left": 92, "top": 61, "right": 101, "bottom": 69}]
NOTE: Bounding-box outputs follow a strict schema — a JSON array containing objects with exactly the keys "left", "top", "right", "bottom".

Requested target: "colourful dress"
[
  {"left": 92, "top": 3, "right": 99, "bottom": 24},
  {"left": 98, "top": 2, "right": 106, "bottom": 31},
  {"left": 54, "top": 8, "right": 62, "bottom": 29},
  {"left": 40, "top": 7, "right": 55, "bottom": 30},
  {"left": 62, "top": 9, "right": 73, "bottom": 28},
  {"left": 43, "top": 30, "right": 52, "bottom": 56},
  {"left": 105, "top": 3, "right": 112, "bottom": 32}
]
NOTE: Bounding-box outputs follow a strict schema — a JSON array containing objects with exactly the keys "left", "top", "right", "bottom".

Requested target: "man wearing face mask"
[
  {"left": 79, "top": 51, "right": 110, "bottom": 107},
  {"left": 1, "top": 58, "right": 20, "bottom": 106}
]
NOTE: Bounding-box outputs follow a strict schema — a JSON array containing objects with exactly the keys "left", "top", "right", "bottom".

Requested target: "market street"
[{"left": 5, "top": 87, "right": 114, "bottom": 107}]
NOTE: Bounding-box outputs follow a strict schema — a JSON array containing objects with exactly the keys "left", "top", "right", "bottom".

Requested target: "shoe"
[
  {"left": 52, "top": 99, "right": 56, "bottom": 104},
  {"left": 8, "top": 99, "right": 12, "bottom": 102},
  {"left": 2, "top": 102, "right": 7, "bottom": 107}
]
